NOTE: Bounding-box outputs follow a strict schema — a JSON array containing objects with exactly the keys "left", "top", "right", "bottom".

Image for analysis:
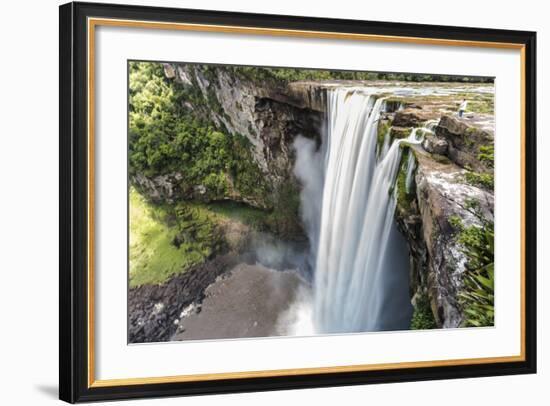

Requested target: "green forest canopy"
[
  {"left": 236, "top": 66, "right": 494, "bottom": 83},
  {"left": 129, "top": 62, "right": 268, "bottom": 202}
]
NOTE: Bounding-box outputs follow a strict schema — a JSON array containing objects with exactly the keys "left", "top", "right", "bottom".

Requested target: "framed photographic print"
[{"left": 59, "top": 1, "right": 537, "bottom": 403}]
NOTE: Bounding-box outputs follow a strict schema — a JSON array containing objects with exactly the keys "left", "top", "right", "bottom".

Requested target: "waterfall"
[
  {"left": 296, "top": 88, "right": 422, "bottom": 334},
  {"left": 405, "top": 152, "right": 416, "bottom": 194},
  {"left": 379, "top": 126, "right": 391, "bottom": 160}
]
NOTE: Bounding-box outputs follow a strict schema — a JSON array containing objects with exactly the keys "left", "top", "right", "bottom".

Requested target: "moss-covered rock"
[
  {"left": 410, "top": 293, "right": 437, "bottom": 330},
  {"left": 377, "top": 118, "right": 391, "bottom": 152},
  {"left": 390, "top": 126, "right": 412, "bottom": 139},
  {"left": 395, "top": 148, "right": 417, "bottom": 218},
  {"left": 395, "top": 148, "right": 494, "bottom": 328},
  {"left": 129, "top": 188, "right": 225, "bottom": 287},
  {"left": 435, "top": 115, "right": 494, "bottom": 174},
  {"left": 392, "top": 108, "right": 436, "bottom": 127},
  {"left": 422, "top": 134, "right": 449, "bottom": 155}
]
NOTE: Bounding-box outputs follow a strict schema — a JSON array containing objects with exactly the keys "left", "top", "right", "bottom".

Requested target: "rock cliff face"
[
  {"left": 394, "top": 114, "right": 494, "bottom": 328},
  {"left": 403, "top": 151, "right": 493, "bottom": 327},
  {"left": 131, "top": 63, "right": 324, "bottom": 208}
]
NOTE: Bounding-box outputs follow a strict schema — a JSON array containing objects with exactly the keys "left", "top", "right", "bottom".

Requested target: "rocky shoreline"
[
  {"left": 129, "top": 253, "right": 309, "bottom": 343},
  {"left": 172, "top": 263, "right": 306, "bottom": 341},
  {"left": 129, "top": 254, "right": 240, "bottom": 343}
]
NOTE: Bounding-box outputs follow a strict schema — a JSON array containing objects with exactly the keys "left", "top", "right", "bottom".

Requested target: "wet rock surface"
[
  {"left": 172, "top": 263, "right": 306, "bottom": 341},
  {"left": 129, "top": 257, "right": 308, "bottom": 343},
  {"left": 128, "top": 254, "right": 240, "bottom": 343}
]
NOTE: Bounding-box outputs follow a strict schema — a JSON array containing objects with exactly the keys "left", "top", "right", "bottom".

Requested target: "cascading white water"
[
  {"left": 379, "top": 123, "right": 391, "bottom": 160},
  {"left": 405, "top": 152, "right": 416, "bottom": 194},
  {"left": 404, "top": 120, "right": 438, "bottom": 195},
  {"left": 295, "top": 88, "right": 424, "bottom": 334}
]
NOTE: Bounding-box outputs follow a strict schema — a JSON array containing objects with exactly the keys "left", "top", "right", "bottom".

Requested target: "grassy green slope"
[
  {"left": 129, "top": 188, "right": 273, "bottom": 287},
  {"left": 129, "top": 188, "right": 219, "bottom": 287}
]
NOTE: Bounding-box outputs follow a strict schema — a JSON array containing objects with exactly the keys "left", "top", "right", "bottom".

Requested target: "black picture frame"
[{"left": 59, "top": 1, "right": 537, "bottom": 403}]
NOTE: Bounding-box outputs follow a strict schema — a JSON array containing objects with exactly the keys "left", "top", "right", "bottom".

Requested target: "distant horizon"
[{"left": 128, "top": 59, "right": 495, "bottom": 84}]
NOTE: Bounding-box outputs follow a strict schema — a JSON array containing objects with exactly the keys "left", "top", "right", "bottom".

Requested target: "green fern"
[{"left": 456, "top": 217, "right": 495, "bottom": 327}]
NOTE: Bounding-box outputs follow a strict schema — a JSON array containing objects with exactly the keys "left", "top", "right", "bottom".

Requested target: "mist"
[{"left": 292, "top": 135, "right": 326, "bottom": 272}]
